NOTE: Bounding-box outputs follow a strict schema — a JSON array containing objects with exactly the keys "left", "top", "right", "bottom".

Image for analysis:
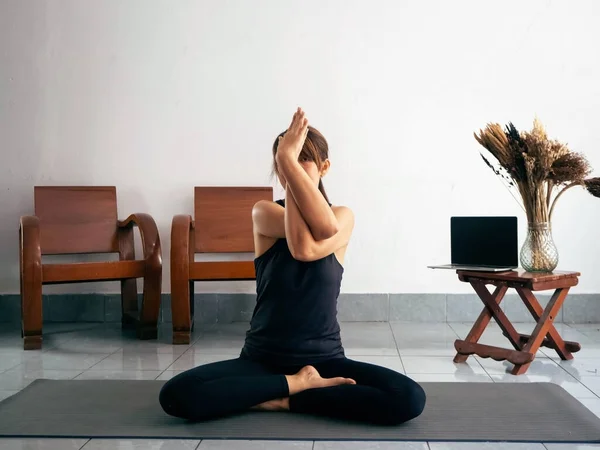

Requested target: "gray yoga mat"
[{"left": 0, "top": 379, "right": 599, "bottom": 442}]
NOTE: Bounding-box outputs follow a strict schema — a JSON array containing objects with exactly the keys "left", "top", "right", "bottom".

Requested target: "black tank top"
[{"left": 241, "top": 199, "right": 345, "bottom": 366}]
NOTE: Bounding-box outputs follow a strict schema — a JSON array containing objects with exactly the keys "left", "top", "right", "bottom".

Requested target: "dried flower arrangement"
[{"left": 474, "top": 118, "right": 600, "bottom": 271}]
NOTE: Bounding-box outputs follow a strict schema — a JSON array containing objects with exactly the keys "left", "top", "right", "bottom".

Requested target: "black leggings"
[{"left": 159, "top": 355, "right": 426, "bottom": 426}]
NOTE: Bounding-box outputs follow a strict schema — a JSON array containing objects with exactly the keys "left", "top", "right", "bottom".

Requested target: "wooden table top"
[
  {"left": 456, "top": 270, "right": 580, "bottom": 291},
  {"left": 456, "top": 270, "right": 580, "bottom": 283}
]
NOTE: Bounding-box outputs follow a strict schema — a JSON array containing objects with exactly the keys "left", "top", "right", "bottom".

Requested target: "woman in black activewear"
[{"left": 159, "top": 108, "right": 426, "bottom": 425}]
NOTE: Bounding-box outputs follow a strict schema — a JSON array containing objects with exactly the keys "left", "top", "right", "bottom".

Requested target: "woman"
[{"left": 159, "top": 108, "right": 426, "bottom": 425}]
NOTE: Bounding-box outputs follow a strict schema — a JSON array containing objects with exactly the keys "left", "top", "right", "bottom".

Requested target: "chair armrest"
[
  {"left": 118, "top": 213, "right": 161, "bottom": 265},
  {"left": 20, "top": 215, "right": 42, "bottom": 280},
  {"left": 171, "top": 214, "right": 193, "bottom": 278}
]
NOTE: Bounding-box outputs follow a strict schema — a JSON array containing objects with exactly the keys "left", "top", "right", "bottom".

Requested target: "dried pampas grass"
[
  {"left": 584, "top": 177, "right": 600, "bottom": 198},
  {"left": 475, "top": 118, "right": 599, "bottom": 223}
]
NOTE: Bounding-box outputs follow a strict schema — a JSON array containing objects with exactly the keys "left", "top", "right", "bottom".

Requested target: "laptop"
[{"left": 428, "top": 216, "right": 518, "bottom": 272}]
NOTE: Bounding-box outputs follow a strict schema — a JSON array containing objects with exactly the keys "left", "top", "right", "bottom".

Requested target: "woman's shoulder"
[
  {"left": 264, "top": 199, "right": 353, "bottom": 218},
  {"left": 331, "top": 204, "right": 353, "bottom": 216},
  {"left": 331, "top": 203, "right": 351, "bottom": 210},
  {"left": 253, "top": 199, "right": 285, "bottom": 212}
]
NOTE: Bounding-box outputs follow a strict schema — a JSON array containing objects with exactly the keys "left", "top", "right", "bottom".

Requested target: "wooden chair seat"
[
  {"left": 20, "top": 186, "right": 162, "bottom": 350},
  {"left": 42, "top": 260, "right": 146, "bottom": 284},
  {"left": 189, "top": 261, "right": 256, "bottom": 281},
  {"left": 170, "top": 186, "right": 273, "bottom": 344}
]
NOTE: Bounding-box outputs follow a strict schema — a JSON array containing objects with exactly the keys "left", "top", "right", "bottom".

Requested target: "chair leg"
[
  {"left": 119, "top": 227, "right": 138, "bottom": 329},
  {"left": 171, "top": 216, "right": 193, "bottom": 344},
  {"left": 121, "top": 279, "right": 138, "bottom": 329},
  {"left": 138, "top": 273, "right": 161, "bottom": 340},
  {"left": 119, "top": 226, "right": 138, "bottom": 329},
  {"left": 171, "top": 277, "right": 192, "bottom": 345},
  {"left": 20, "top": 225, "right": 43, "bottom": 350},
  {"left": 190, "top": 280, "right": 195, "bottom": 333},
  {"left": 21, "top": 267, "right": 43, "bottom": 350}
]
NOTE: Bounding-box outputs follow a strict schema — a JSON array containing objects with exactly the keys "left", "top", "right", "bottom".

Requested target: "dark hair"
[{"left": 272, "top": 126, "right": 330, "bottom": 203}]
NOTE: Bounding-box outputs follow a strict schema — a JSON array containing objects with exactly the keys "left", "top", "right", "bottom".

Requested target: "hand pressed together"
[{"left": 277, "top": 107, "right": 309, "bottom": 163}]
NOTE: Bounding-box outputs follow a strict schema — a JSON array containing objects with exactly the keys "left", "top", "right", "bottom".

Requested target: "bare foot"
[
  {"left": 285, "top": 365, "right": 356, "bottom": 396},
  {"left": 252, "top": 397, "right": 290, "bottom": 412}
]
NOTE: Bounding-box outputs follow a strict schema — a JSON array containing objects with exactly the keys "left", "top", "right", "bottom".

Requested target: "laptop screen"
[{"left": 450, "top": 216, "right": 518, "bottom": 267}]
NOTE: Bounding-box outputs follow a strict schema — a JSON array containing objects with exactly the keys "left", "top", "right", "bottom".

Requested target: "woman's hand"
[{"left": 276, "top": 107, "right": 309, "bottom": 164}]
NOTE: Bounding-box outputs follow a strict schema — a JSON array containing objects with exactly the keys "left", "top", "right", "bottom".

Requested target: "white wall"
[{"left": 1, "top": 0, "right": 599, "bottom": 295}]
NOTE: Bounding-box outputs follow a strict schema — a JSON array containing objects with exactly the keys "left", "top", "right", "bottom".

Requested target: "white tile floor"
[{"left": 0, "top": 321, "right": 599, "bottom": 450}]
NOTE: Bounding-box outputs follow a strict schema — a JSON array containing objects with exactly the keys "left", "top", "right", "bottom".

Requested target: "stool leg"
[
  {"left": 516, "top": 287, "right": 574, "bottom": 361},
  {"left": 511, "top": 287, "right": 570, "bottom": 375},
  {"left": 454, "top": 285, "right": 508, "bottom": 363},
  {"left": 472, "top": 281, "right": 522, "bottom": 351}
]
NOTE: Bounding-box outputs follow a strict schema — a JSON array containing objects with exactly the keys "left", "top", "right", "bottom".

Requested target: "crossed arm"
[
  {"left": 252, "top": 160, "right": 354, "bottom": 262},
  {"left": 252, "top": 192, "right": 353, "bottom": 262}
]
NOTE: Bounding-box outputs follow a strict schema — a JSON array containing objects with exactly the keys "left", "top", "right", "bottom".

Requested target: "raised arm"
[
  {"left": 275, "top": 108, "right": 339, "bottom": 240},
  {"left": 277, "top": 153, "right": 339, "bottom": 240},
  {"left": 284, "top": 188, "right": 353, "bottom": 262}
]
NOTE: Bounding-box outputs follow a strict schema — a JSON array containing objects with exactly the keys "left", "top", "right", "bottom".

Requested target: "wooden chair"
[
  {"left": 170, "top": 186, "right": 273, "bottom": 344},
  {"left": 19, "top": 186, "right": 162, "bottom": 350}
]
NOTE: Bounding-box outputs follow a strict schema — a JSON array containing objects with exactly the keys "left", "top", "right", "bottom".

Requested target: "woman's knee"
[
  {"left": 159, "top": 372, "right": 201, "bottom": 419},
  {"left": 386, "top": 379, "right": 427, "bottom": 425},
  {"left": 159, "top": 377, "right": 182, "bottom": 417},
  {"left": 405, "top": 380, "right": 427, "bottom": 419}
]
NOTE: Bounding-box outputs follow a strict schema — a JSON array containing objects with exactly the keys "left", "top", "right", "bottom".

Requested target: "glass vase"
[{"left": 519, "top": 222, "right": 559, "bottom": 272}]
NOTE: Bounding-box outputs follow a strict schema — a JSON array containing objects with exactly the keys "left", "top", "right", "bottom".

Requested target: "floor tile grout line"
[
  {"left": 3, "top": 362, "right": 23, "bottom": 373},
  {"left": 470, "top": 353, "right": 488, "bottom": 375},
  {"left": 85, "top": 346, "right": 127, "bottom": 371},
  {"left": 574, "top": 377, "right": 600, "bottom": 399},
  {"left": 446, "top": 322, "right": 461, "bottom": 338},
  {"left": 78, "top": 438, "right": 92, "bottom": 449},
  {"left": 154, "top": 368, "right": 168, "bottom": 380},
  {"left": 387, "top": 321, "right": 407, "bottom": 374},
  {"left": 161, "top": 343, "right": 198, "bottom": 374},
  {"left": 71, "top": 370, "right": 87, "bottom": 380}
]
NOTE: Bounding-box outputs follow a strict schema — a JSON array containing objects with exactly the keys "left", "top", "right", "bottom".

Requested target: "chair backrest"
[
  {"left": 194, "top": 186, "right": 273, "bottom": 253},
  {"left": 34, "top": 186, "right": 119, "bottom": 255}
]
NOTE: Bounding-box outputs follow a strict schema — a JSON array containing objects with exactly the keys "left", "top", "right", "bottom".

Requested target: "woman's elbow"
[
  {"left": 290, "top": 246, "right": 315, "bottom": 262},
  {"left": 312, "top": 223, "right": 339, "bottom": 241}
]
